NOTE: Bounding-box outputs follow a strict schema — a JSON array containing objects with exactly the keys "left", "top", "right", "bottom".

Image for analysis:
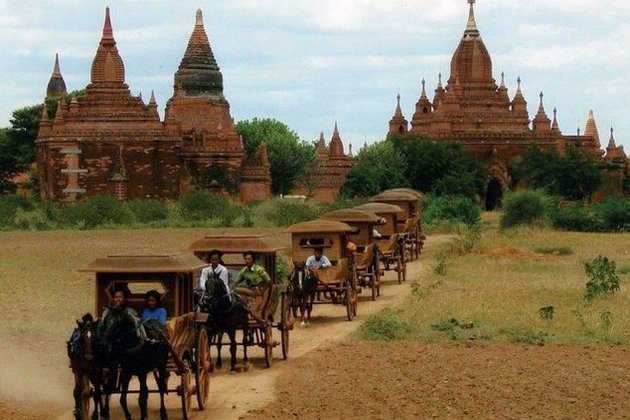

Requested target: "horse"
[
  {"left": 67, "top": 313, "right": 109, "bottom": 420},
  {"left": 289, "top": 262, "right": 318, "bottom": 327},
  {"left": 100, "top": 307, "right": 170, "bottom": 420},
  {"left": 200, "top": 275, "right": 250, "bottom": 372}
]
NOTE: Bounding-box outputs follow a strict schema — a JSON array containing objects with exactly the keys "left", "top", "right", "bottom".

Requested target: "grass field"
[{"left": 362, "top": 212, "right": 630, "bottom": 345}]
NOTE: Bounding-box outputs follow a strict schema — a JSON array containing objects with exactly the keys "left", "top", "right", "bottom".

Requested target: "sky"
[{"left": 1, "top": 0, "right": 630, "bottom": 151}]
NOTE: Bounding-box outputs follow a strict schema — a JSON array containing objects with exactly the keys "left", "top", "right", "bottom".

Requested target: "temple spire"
[
  {"left": 608, "top": 127, "right": 616, "bottom": 148},
  {"left": 46, "top": 53, "right": 67, "bottom": 98},
  {"left": 394, "top": 93, "right": 403, "bottom": 116},
  {"left": 516, "top": 76, "right": 523, "bottom": 95},
  {"left": 537, "top": 92, "right": 545, "bottom": 112},
  {"left": 420, "top": 78, "right": 427, "bottom": 99},
  {"left": 195, "top": 8, "right": 204, "bottom": 26},
  {"left": 465, "top": 0, "right": 479, "bottom": 37},
  {"left": 551, "top": 107, "right": 560, "bottom": 132},
  {"left": 102, "top": 6, "right": 114, "bottom": 43},
  {"left": 500, "top": 71, "right": 506, "bottom": 88},
  {"left": 437, "top": 72, "right": 443, "bottom": 89}
]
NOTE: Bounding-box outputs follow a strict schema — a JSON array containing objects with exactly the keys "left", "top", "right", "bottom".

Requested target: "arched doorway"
[{"left": 485, "top": 178, "right": 503, "bottom": 211}]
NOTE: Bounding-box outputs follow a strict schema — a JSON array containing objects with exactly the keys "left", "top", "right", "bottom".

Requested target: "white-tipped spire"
[
  {"left": 465, "top": 0, "right": 479, "bottom": 36},
  {"left": 196, "top": 9, "right": 204, "bottom": 26}
]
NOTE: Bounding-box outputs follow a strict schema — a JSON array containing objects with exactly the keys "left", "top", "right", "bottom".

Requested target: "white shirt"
[
  {"left": 306, "top": 255, "right": 332, "bottom": 269},
  {"left": 199, "top": 264, "right": 229, "bottom": 291}
]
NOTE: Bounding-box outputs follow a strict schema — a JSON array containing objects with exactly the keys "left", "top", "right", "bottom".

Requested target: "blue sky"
[{"left": 1, "top": 0, "right": 629, "bottom": 152}]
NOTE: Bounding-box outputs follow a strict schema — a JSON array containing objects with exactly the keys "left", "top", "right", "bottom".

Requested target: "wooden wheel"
[
  {"left": 194, "top": 328, "right": 211, "bottom": 410},
  {"left": 179, "top": 361, "right": 193, "bottom": 420},
  {"left": 264, "top": 324, "right": 273, "bottom": 368},
  {"left": 280, "top": 292, "right": 291, "bottom": 360}
]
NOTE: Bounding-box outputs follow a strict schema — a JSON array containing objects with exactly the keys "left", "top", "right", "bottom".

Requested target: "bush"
[
  {"left": 357, "top": 308, "right": 414, "bottom": 341},
  {"left": 12, "top": 207, "right": 51, "bottom": 230},
  {"left": 61, "top": 195, "right": 133, "bottom": 228},
  {"left": 593, "top": 197, "right": 630, "bottom": 232},
  {"left": 550, "top": 203, "right": 600, "bottom": 232},
  {"left": 584, "top": 255, "right": 621, "bottom": 300},
  {"left": 422, "top": 194, "right": 481, "bottom": 226},
  {"left": 500, "top": 190, "right": 552, "bottom": 229},
  {"left": 0, "top": 195, "right": 36, "bottom": 227},
  {"left": 254, "top": 198, "right": 325, "bottom": 227},
  {"left": 127, "top": 199, "right": 169, "bottom": 223},
  {"left": 179, "top": 190, "right": 243, "bottom": 226}
]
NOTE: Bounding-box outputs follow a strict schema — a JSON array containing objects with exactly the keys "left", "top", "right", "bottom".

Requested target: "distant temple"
[
  {"left": 388, "top": 0, "right": 627, "bottom": 208},
  {"left": 298, "top": 122, "right": 353, "bottom": 202},
  {"left": 36, "top": 8, "right": 271, "bottom": 202}
]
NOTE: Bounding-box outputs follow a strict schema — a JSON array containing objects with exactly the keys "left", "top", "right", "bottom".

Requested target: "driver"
[
  {"left": 234, "top": 251, "right": 271, "bottom": 320},
  {"left": 306, "top": 247, "right": 332, "bottom": 269}
]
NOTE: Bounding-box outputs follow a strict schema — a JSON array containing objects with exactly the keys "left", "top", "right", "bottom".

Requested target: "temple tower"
[{"left": 46, "top": 54, "right": 67, "bottom": 99}]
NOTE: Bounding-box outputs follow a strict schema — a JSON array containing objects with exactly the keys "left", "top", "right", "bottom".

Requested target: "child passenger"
[{"left": 142, "top": 290, "right": 167, "bottom": 324}]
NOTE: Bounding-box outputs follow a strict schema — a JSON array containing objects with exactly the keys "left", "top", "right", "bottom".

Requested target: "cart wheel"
[
  {"left": 264, "top": 324, "right": 273, "bottom": 368},
  {"left": 280, "top": 293, "right": 291, "bottom": 360},
  {"left": 179, "top": 361, "right": 193, "bottom": 420},
  {"left": 195, "top": 328, "right": 211, "bottom": 410}
]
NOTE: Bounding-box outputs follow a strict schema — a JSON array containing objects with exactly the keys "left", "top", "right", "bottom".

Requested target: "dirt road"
[{"left": 83, "top": 255, "right": 425, "bottom": 419}]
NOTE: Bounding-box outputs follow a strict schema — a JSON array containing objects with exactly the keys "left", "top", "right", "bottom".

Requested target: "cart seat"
[{"left": 167, "top": 313, "right": 197, "bottom": 358}]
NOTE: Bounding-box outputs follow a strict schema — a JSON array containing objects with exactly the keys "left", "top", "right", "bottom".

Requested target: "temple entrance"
[{"left": 485, "top": 178, "right": 503, "bottom": 211}]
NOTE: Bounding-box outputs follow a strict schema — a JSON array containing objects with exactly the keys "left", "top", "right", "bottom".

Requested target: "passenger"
[
  {"left": 306, "top": 247, "right": 332, "bottom": 269},
  {"left": 234, "top": 251, "right": 271, "bottom": 322},
  {"left": 372, "top": 228, "right": 382, "bottom": 239},
  {"left": 234, "top": 251, "right": 271, "bottom": 297},
  {"left": 142, "top": 290, "right": 167, "bottom": 324}
]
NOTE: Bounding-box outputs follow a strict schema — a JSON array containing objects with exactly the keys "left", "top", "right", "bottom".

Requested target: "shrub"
[
  {"left": 12, "top": 207, "right": 51, "bottom": 230},
  {"left": 584, "top": 255, "right": 621, "bottom": 300},
  {"left": 127, "top": 199, "right": 169, "bottom": 223},
  {"left": 593, "top": 197, "right": 630, "bottom": 232},
  {"left": 550, "top": 203, "right": 600, "bottom": 232},
  {"left": 0, "top": 195, "right": 35, "bottom": 227},
  {"left": 61, "top": 195, "right": 133, "bottom": 228},
  {"left": 179, "top": 190, "right": 243, "bottom": 226},
  {"left": 357, "top": 308, "right": 414, "bottom": 341},
  {"left": 500, "top": 190, "right": 552, "bottom": 229},
  {"left": 503, "top": 327, "right": 548, "bottom": 345},
  {"left": 255, "top": 198, "right": 325, "bottom": 227},
  {"left": 422, "top": 194, "right": 481, "bottom": 226}
]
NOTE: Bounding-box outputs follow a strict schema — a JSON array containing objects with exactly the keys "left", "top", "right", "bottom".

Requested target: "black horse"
[
  {"left": 200, "top": 275, "right": 250, "bottom": 372},
  {"left": 289, "top": 262, "right": 318, "bottom": 327},
  {"left": 100, "top": 307, "right": 170, "bottom": 420},
  {"left": 67, "top": 313, "right": 107, "bottom": 420}
]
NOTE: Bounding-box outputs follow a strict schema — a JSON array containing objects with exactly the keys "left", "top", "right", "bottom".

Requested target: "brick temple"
[
  {"left": 388, "top": 0, "right": 628, "bottom": 208},
  {"left": 36, "top": 8, "right": 272, "bottom": 203}
]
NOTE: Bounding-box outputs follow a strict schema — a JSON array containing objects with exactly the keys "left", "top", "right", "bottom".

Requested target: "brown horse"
[{"left": 67, "top": 313, "right": 108, "bottom": 420}]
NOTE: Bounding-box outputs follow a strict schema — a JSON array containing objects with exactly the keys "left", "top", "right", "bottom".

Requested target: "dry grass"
[{"left": 401, "top": 214, "right": 630, "bottom": 345}]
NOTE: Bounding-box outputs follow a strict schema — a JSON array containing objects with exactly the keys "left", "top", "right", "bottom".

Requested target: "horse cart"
[
  {"left": 320, "top": 209, "right": 383, "bottom": 300},
  {"left": 286, "top": 219, "right": 359, "bottom": 320},
  {"left": 77, "top": 253, "right": 211, "bottom": 420},
  {"left": 354, "top": 202, "right": 408, "bottom": 283},
  {"left": 185, "top": 234, "right": 293, "bottom": 367},
  {"left": 371, "top": 189, "right": 425, "bottom": 260}
]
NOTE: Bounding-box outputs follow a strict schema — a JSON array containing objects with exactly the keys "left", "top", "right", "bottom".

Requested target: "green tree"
[
  {"left": 236, "top": 118, "right": 316, "bottom": 195},
  {"left": 341, "top": 141, "right": 409, "bottom": 197},
  {"left": 7, "top": 104, "right": 43, "bottom": 165},
  {"left": 389, "top": 134, "right": 487, "bottom": 199},
  {"left": 512, "top": 144, "right": 602, "bottom": 200},
  {"left": 0, "top": 128, "right": 24, "bottom": 193}
]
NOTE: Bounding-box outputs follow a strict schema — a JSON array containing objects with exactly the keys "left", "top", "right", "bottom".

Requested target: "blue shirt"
[{"left": 142, "top": 307, "right": 167, "bottom": 324}]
